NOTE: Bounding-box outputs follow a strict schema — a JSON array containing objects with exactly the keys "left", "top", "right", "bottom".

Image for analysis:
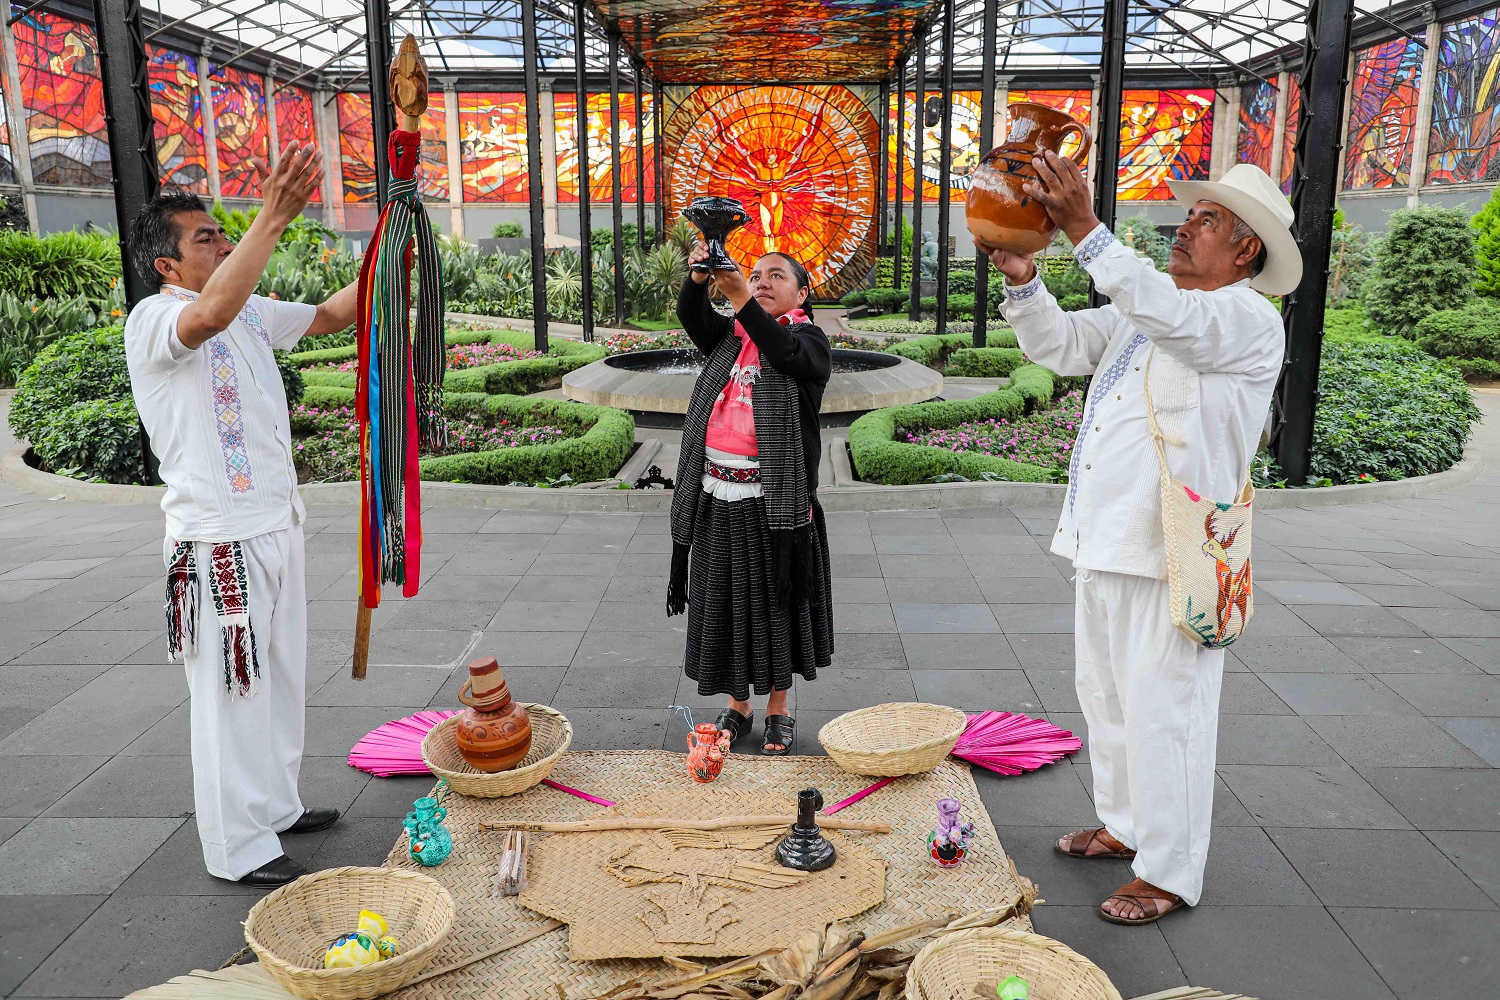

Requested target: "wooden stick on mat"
[
  {"left": 352, "top": 604, "right": 372, "bottom": 680},
  {"left": 478, "top": 815, "right": 892, "bottom": 834},
  {"left": 401, "top": 920, "right": 564, "bottom": 987}
]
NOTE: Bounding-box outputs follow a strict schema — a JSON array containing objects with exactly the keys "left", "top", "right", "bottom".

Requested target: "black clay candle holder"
[
  {"left": 683, "top": 196, "right": 750, "bottom": 273},
  {"left": 776, "top": 787, "right": 837, "bottom": 872}
]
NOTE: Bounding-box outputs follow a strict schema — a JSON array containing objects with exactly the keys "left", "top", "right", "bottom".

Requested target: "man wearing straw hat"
[{"left": 977, "top": 158, "right": 1301, "bottom": 924}]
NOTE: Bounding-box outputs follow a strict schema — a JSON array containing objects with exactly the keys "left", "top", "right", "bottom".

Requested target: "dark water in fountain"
[{"left": 604, "top": 347, "right": 899, "bottom": 376}]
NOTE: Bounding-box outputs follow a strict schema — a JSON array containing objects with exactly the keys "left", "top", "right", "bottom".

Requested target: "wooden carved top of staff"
[{"left": 352, "top": 35, "right": 448, "bottom": 679}]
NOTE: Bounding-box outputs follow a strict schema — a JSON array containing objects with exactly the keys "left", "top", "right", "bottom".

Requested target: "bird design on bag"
[{"left": 1202, "top": 509, "right": 1251, "bottom": 645}]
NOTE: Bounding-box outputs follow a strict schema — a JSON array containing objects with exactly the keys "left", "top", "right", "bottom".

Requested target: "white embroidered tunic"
[
  {"left": 1001, "top": 225, "right": 1285, "bottom": 580},
  {"left": 125, "top": 285, "right": 317, "bottom": 543}
]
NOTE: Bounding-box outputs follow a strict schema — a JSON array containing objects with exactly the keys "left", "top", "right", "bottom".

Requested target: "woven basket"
[
  {"left": 244, "top": 866, "right": 454, "bottom": 1000},
  {"left": 818, "top": 702, "right": 968, "bottom": 776},
  {"left": 909, "top": 927, "right": 1123, "bottom": 1000},
  {"left": 422, "top": 703, "right": 573, "bottom": 797}
]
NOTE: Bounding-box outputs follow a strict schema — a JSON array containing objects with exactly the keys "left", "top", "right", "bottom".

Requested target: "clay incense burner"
[
  {"left": 454, "top": 657, "right": 533, "bottom": 772},
  {"left": 966, "top": 102, "right": 1092, "bottom": 254},
  {"left": 683, "top": 196, "right": 751, "bottom": 272}
]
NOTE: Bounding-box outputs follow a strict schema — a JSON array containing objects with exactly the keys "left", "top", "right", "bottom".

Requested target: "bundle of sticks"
[{"left": 582, "top": 893, "right": 1039, "bottom": 1000}]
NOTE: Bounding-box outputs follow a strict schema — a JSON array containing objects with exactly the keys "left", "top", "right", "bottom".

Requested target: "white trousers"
[
  {"left": 1074, "top": 568, "right": 1224, "bottom": 905},
  {"left": 168, "top": 524, "right": 307, "bottom": 880}
]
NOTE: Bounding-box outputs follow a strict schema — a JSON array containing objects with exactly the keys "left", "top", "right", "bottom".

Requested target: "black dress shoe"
[
  {"left": 284, "top": 807, "right": 341, "bottom": 834},
  {"left": 239, "top": 855, "right": 307, "bottom": 887}
]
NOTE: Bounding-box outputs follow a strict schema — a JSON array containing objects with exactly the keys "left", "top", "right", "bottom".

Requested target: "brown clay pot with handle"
[
  {"left": 454, "top": 657, "right": 533, "bottom": 772},
  {"left": 966, "top": 102, "right": 1092, "bottom": 254}
]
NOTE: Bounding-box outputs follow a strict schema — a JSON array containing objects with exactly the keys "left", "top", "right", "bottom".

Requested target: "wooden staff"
[
  {"left": 352, "top": 36, "right": 430, "bottom": 681},
  {"left": 478, "top": 815, "right": 893, "bottom": 835}
]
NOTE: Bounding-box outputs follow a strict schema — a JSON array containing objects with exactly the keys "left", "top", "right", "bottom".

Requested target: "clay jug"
[
  {"left": 686, "top": 723, "right": 729, "bottom": 783},
  {"left": 966, "top": 102, "right": 1092, "bottom": 254},
  {"left": 454, "top": 657, "right": 533, "bottom": 772}
]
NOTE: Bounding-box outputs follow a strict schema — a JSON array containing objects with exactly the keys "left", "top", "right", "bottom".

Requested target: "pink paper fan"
[
  {"left": 951, "top": 711, "right": 1081, "bottom": 776},
  {"left": 347, "top": 710, "right": 460, "bottom": 777}
]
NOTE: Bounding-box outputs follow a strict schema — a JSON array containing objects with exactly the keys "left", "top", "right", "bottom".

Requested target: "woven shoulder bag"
[{"left": 1143, "top": 349, "right": 1255, "bottom": 649}]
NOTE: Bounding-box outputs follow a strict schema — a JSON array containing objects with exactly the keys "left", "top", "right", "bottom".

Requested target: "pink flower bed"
[
  {"left": 901, "top": 390, "right": 1083, "bottom": 470},
  {"left": 323, "top": 341, "right": 546, "bottom": 373}
]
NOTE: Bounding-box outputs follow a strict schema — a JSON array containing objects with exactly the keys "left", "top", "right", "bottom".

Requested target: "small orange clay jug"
[
  {"left": 966, "top": 102, "right": 1092, "bottom": 254},
  {"left": 455, "top": 657, "right": 533, "bottom": 772},
  {"left": 686, "top": 722, "right": 730, "bottom": 783}
]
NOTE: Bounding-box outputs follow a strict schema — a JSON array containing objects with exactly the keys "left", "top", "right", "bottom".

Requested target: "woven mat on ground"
[{"left": 379, "top": 750, "right": 1031, "bottom": 1000}]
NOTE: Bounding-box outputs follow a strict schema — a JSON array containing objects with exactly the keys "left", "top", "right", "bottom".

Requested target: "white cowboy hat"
[{"left": 1168, "top": 163, "right": 1303, "bottom": 296}]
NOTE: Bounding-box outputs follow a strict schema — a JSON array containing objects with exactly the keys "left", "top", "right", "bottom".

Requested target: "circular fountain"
[{"left": 562, "top": 347, "right": 943, "bottom": 425}]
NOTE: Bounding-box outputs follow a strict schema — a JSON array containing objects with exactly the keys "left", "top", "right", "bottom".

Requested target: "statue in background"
[{"left": 920, "top": 230, "right": 940, "bottom": 278}]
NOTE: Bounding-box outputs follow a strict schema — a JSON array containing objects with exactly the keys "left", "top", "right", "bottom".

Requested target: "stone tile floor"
[{"left": 2, "top": 407, "right": 1499, "bottom": 999}]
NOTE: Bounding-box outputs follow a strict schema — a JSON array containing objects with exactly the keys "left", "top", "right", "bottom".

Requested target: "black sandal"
[
  {"left": 713, "top": 708, "right": 753, "bottom": 744},
  {"left": 762, "top": 715, "right": 795, "bottom": 755}
]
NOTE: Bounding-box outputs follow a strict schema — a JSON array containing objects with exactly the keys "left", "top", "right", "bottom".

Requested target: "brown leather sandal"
[
  {"left": 1099, "top": 878, "right": 1186, "bottom": 925},
  {"left": 1055, "top": 827, "right": 1137, "bottom": 860}
]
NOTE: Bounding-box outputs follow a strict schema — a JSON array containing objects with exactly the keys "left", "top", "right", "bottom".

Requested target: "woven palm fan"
[
  {"left": 352, "top": 35, "right": 447, "bottom": 679},
  {"left": 122, "top": 965, "right": 294, "bottom": 999}
]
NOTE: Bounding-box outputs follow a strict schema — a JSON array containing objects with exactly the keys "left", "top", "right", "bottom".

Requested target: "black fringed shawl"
[{"left": 667, "top": 283, "right": 831, "bottom": 616}]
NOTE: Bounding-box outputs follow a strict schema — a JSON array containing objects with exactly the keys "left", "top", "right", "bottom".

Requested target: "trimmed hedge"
[
  {"left": 296, "top": 330, "right": 607, "bottom": 398},
  {"left": 288, "top": 328, "right": 491, "bottom": 368},
  {"left": 849, "top": 364, "right": 1062, "bottom": 484},
  {"left": 301, "top": 385, "right": 635, "bottom": 485},
  {"left": 946, "top": 347, "right": 1027, "bottom": 378},
  {"left": 883, "top": 329, "right": 1019, "bottom": 368}
]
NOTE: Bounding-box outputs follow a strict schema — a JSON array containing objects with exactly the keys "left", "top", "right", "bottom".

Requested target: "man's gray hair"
[{"left": 1229, "top": 214, "right": 1268, "bottom": 278}]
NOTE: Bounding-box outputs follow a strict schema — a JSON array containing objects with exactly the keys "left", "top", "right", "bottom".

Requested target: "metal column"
[
  {"left": 608, "top": 32, "right": 626, "bottom": 321},
  {"left": 1271, "top": 0, "right": 1355, "bottom": 484},
  {"left": 633, "top": 56, "right": 645, "bottom": 247},
  {"left": 1092, "top": 0, "right": 1127, "bottom": 267},
  {"left": 363, "top": 0, "right": 396, "bottom": 207},
  {"left": 907, "top": 31, "right": 926, "bottom": 321},
  {"left": 934, "top": 0, "right": 956, "bottom": 337},
  {"left": 652, "top": 77, "right": 665, "bottom": 243},
  {"left": 521, "top": 0, "right": 549, "bottom": 347},
  {"left": 893, "top": 60, "right": 906, "bottom": 289},
  {"left": 573, "top": 0, "right": 594, "bottom": 341},
  {"left": 973, "top": 0, "right": 999, "bottom": 347},
  {"left": 877, "top": 78, "right": 890, "bottom": 260}
]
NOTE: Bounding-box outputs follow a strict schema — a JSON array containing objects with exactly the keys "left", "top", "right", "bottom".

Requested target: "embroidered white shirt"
[
  {"left": 1000, "top": 224, "right": 1285, "bottom": 580},
  {"left": 125, "top": 284, "right": 317, "bottom": 543}
]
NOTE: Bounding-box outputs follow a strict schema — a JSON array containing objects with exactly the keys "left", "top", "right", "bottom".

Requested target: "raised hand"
[
  {"left": 252, "top": 142, "right": 324, "bottom": 227},
  {"left": 1022, "top": 149, "right": 1101, "bottom": 246}
]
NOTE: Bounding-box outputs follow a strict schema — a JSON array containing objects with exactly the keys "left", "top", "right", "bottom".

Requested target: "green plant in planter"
[
  {"left": 0, "top": 229, "right": 121, "bottom": 302},
  {"left": 491, "top": 221, "right": 524, "bottom": 239},
  {"left": 8, "top": 325, "right": 147, "bottom": 484},
  {"left": 1364, "top": 206, "right": 1475, "bottom": 337},
  {"left": 0, "top": 292, "right": 99, "bottom": 387}
]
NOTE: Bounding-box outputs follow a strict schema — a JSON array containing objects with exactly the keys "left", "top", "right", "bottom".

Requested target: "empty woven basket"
[
  {"left": 909, "top": 927, "right": 1123, "bottom": 1000},
  {"left": 818, "top": 702, "right": 968, "bottom": 776},
  {"left": 421, "top": 703, "right": 572, "bottom": 797},
  {"left": 243, "top": 866, "right": 454, "bottom": 1000}
]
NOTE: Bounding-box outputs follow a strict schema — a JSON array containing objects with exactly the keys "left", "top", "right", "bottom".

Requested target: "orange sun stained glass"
[{"left": 664, "top": 84, "right": 879, "bottom": 300}]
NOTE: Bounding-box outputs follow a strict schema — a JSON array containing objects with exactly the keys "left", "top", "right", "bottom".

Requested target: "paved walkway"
[{"left": 1, "top": 398, "right": 1498, "bottom": 1000}]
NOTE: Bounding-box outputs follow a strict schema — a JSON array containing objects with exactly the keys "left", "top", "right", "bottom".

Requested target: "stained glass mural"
[
  {"left": 1428, "top": 9, "right": 1500, "bottom": 185},
  {"left": 887, "top": 89, "right": 982, "bottom": 200},
  {"left": 1117, "top": 89, "right": 1214, "bottom": 201},
  {"left": 212, "top": 67, "right": 269, "bottom": 199},
  {"left": 14, "top": 12, "right": 110, "bottom": 186},
  {"left": 1280, "top": 75, "right": 1301, "bottom": 194},
  {"left": 1012, "top": 89, "right": 1092, "bottom": 126},
  {"left": 664, "top": 85, "right": 878, "bottom": 300},
  {"left": 1237, "top": 80, "right": 1276, "bottom": 172},
  {"left": 1344, "top": 39, "right": 1423, "bottom": 190},
  {"left": 417, "top": 100, "right": 448, "bottom": 202},
  {"left": 0, "top": 75, "right": 13, "bottom": 184},
  {"left": 273, "top": 85, "right": 320, "bottom": 201},
  {"left": 555, "top": 92, "right": 656, "bottom": 203},
  {"left": 338, "top": 92, "right": 376, "bottom": 203},
  {"left": 458, "top": 92, "right": 530, "bottom": 203},
  {"left": 147, "top": 45, "right": 208, "bottom": 195}
]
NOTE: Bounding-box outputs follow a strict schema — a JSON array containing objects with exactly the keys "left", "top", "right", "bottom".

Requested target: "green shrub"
[
  {"left": 1330, "top": 209, "right": 1378, "bottom": 304},
  {"left": 1117, "top": 215, "right": 1172, "bottom": 270},
  {"left": 492, "top": 221, "right": 524, "bottom": 239},
  {"left": 1059, "top": 293, "right": 1089, "bottom": 312},
  {"left": 946, "top": 270, "right": 976, "bottom": 295},
  {"left": 882, "top": 329, "right": 1017, "bottom": 368},
  {"left": 840, "top": 290, "right": 868, "bottom": 308},
  {"left": 1414, "top": 301, "right": 1500, "bottom": 364},
  {"left": 1365, "top": 206, "right": 1475, "bottom": 337},
  {"left": 256, "top": 242, "right": 361, "bottom": 306},
  {"left": 8, "top": 325, "right": 147, "bottom": 483},
  {"left": 438, "top": 235, "right": 483, "bottom": 303},
  {"left": 1446, "top": 356, "right": 1500, "bottom": 378},
  {"left": 0, "top": 229, "right": 121, "bottom": 301},
  {"left": 300, "top": 385, "right": 634, "bottom": 486},
  {"left": 1307, "top": 341, "right": 1479, "bottom": 482},
  {"left": 865, "top": 288, "right": 909, "bottom": 313},
  {"left": 276, "top": 352, "right": 304, "bottom": 405},
  {"left": 1043, "top": 260, "right": 1091, "bottom": 300},
  {"left": 849, "top": 365, "right": 1061, "bottom": 484},
  {"left": 0, "top": 292, "right": 100, "bottom": 387},
  {"left": 946, "top": 347, "right": 1026, "bottom": 378}
]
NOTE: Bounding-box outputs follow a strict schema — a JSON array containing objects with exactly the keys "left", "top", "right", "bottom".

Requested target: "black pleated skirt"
[{"left": 683, "top": 491, "right": 834, "bottom": 700}]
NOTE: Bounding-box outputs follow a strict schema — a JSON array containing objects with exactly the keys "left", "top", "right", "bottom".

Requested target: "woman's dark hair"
[
  {"left": 129, "top": 192, "right": 210, "bottom": 290},
  {"left": 760, "top": 251, "right": 814, "bottom": 319}
]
